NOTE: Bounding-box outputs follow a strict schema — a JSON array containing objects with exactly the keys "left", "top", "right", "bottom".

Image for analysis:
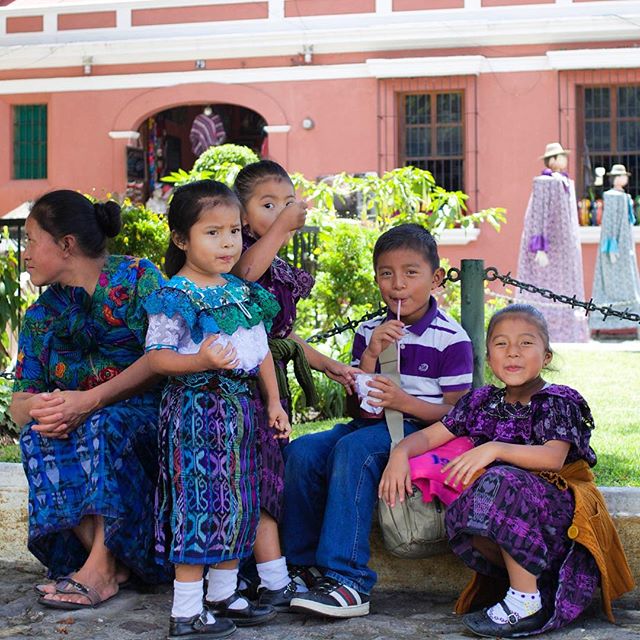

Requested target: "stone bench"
[{"left": 1, "top": 462, "right": 638, "bottom": 597}]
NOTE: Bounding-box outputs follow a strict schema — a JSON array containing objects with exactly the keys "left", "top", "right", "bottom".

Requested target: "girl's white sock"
[
  {"left": 172, "top": 579, "right": 216, "bottom": 623},
  {"left": 257, "top": 556, "right": 290, "bottom": 591},
  {"left": 487, "top": 587, "right": 542, "bottom": 624},
  {"left": 207, "top": 568, "right": 249, "bottom": 610}
]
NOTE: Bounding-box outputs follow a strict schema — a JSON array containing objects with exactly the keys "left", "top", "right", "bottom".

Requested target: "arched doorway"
[{"left": 125, "top": 103, "right": 267, "bottom": 202}]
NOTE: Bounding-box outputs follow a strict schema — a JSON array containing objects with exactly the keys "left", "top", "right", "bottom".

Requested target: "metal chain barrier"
[{"left": 484, "top": 266, "right": 640, "bottom": 324}]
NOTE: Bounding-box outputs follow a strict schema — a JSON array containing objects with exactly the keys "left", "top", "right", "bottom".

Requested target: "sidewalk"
[{"left": 2, "top": 562, "right": 638, "bottom": 640}]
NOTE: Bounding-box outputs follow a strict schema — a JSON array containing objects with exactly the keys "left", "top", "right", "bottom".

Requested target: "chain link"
[
  {"left": 0, "top": 371, "right": 15, "bottom": 380},
  {"left": 485, "top": 267, "right": 640, "bottom": 324}
]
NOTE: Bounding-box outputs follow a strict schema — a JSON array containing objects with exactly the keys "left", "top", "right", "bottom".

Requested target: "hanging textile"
[{"left": 189, "top": 113, "right": 226, "bottom": 156}]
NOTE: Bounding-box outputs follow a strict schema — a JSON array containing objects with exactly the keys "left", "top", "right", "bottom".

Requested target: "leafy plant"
[
  {"left": 0, "top": 377, "right": 19, "bottom": 443},
  {"left": 193, "top": 144, "right": 260, "bottom": 171},
  {"left": 0, "top": 226, "right": 35, "bottom": 370},
  {"left": 163, "top": 144, "right": 260, "bottom": 188},
  {"left": 330, "top": 166, "right": 505, "bottom": 233},
  {"left": 108, "top": 200, "right": 170, "bottom": 270}
]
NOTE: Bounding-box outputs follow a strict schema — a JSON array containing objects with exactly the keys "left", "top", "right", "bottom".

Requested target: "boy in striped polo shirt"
[{"left": 282, "top": 224, "right": 473, "bottom": 618}]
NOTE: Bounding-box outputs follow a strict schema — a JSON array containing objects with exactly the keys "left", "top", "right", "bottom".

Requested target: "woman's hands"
[
  {"left": 29, "top": 389, "right": 100, "bottom": 439},
  {"left": 378, "top": 448, "right": 412, "bottom": 508},
  {"left": 268, "top": 402, "right": 291, "bottom": 439}
]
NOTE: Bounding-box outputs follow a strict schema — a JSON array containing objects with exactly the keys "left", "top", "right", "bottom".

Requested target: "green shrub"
[
  {"left": 0, "top": 226, "right": 36, "bottom": 370},
  {"left": 108, "top": 201, "right": 170, "bottom": 271},
  {"left": 194, "top": 144, "right": 259, "bottom": 172},
  {"left": 164, "top": 144, "right": 260, "bottom": 188},
  {"left": 0, "top": 378, "right": 19, "bottom": 443}
]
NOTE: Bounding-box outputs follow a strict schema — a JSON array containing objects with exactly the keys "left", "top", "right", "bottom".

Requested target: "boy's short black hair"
[{"left": 373, "top": 223, "right": 439, "bottom": 272}]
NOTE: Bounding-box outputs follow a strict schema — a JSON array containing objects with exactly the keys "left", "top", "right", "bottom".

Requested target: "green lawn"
[{"left": 292, "top": 345, "right": 640, "bottom": 487}]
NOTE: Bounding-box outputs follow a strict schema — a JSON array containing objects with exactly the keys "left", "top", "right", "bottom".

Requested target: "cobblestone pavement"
[{"left": 1, "top": 563, "right": 638, "bottom": 640}]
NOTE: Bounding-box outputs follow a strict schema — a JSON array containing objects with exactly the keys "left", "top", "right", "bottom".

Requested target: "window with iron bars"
[
  {"left": 398, "top": 91, "right": 464, "bottom": 192},
  {"left": 13, "top": 104, "right": 48, "bottom": 180},
  {"left": 578, "top": 85, "right": 640, "bottom": 199}
]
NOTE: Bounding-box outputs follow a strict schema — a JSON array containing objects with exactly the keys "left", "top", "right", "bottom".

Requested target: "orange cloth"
[{"left": 454, "top": 460, "right": 635, "bottom": 622}]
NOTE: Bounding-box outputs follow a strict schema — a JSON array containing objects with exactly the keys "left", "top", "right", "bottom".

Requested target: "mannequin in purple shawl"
[{"left": 516, "top": 142, "right": 589, "bottom": 342}]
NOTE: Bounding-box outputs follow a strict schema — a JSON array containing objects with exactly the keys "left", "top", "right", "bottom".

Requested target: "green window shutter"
[{"left": 13, "top": 104, "right": 48, "bottom": 180}]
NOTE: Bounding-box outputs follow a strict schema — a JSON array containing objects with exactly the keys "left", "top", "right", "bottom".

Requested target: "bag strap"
[{"left": 378, "top": 343, "right": 404, "bottom": 450}]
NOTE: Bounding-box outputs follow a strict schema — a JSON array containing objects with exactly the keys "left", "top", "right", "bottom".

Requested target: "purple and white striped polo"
[{"left": 351, "top": 296, "right": 473, "bottom": 405}]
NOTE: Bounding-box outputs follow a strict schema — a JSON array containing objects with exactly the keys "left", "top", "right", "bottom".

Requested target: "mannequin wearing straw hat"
[
  {"left": 589, "top": 164, "right": 640, "bottom": 334},
  {"left": 516, "top": 142, "right": 589, "bottom": 342}
]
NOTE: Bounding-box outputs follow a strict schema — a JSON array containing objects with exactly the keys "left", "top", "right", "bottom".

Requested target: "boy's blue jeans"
[{"left": 282, "top": 417, "right": 420, "bottom": 595}]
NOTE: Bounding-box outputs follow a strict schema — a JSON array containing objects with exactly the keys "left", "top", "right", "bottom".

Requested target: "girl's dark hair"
[
  {"left": 373, "top": 223, "right": 439, "bottom": 272},
  {"left": 165, "top": 179, "right": 240, "bottom": 277},
  {"left": 486, "top": 304, "right": 552, "bottom": 354},
  {"left": 233, "top": 160, "right": 292, "bottom": 208},
  {"left": 29, "top": 190, "right": 121, "bottom": 258}
]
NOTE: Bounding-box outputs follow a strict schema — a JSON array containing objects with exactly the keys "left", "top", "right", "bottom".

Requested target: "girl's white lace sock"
[{"left": 487, "top": 587, "right": 542, "bottom": 624}]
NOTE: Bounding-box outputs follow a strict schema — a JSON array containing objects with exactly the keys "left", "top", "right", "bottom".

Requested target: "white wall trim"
[
  {"left": 1, "top": 0, "right": 259, "bottom": 17},
  {"left": 375, "top": 0, "right": 393, "bottom": 15},
  {"left": 2, "top": 7, "right": 640, "bottom": 72},
  {"left": 268, "top": 0, "right": 284, "bottom": 20},
  {"left": 2, "top": 46, "right": 640, "bottom": 95},
  {"left": 438, "top": 228, "right": 480, "bottom": 246},
  {"left": 367, "top": 56, "right": 485, "bottom": 78},
  {"left": 0, "top": 64, "right": 369, "bottom": 95},
  {"left": 263, "top": 124, "right": 290, "bottom": 133},
  {"left": 579, "top": 226, "right": 640, "bottom": 244},
  {"left": 108, "top": 130, "right": 141, "bottom": 139},
  {"left": 547, "top": 48, "right": 640, "bottom": 71}
]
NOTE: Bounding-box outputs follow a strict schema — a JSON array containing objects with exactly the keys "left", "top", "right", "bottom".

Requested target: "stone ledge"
[{"left": 1, "top": 462, "right": 638, "bottom": 597}]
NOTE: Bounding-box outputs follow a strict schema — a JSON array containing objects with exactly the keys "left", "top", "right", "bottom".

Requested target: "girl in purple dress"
[
  {"left": 232, "top": 161, "right": 359, "bottom": 609},
  {"left": 379, "top": 304, "right": 633, "bottom": 637}
]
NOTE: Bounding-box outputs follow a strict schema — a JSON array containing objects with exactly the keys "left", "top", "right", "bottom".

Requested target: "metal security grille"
[
  {"left": 578, "top": 85, "right": 640, "bottom": 198},
  {"left": 377, "top": 76, "right": 478, "bottom": 208},
  {"left": 559, "top": 70, "right": 640, "bottom": 201},
  {"left": 13, "top": 104, "right": 47, "bottom": 180},
  {"left": 399, "top": 91, "right": 464, "bottom": 193}
]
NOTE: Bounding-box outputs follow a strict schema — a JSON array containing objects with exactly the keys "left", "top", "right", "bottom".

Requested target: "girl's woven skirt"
[
  {"left": 155, "top": 374, "right": 260, "bottom": 565},
  {"left": 446, "top": 465, "right": 599, "bottom": 635}
]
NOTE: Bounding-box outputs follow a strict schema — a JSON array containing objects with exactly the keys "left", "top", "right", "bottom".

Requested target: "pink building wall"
[{"left": 2, "top": 0, "right": 640, "bottom": 304}]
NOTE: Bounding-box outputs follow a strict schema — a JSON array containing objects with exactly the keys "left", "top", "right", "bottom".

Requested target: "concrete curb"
[{"left": 1, "top": 462, "right": 638, "bottom": 597}]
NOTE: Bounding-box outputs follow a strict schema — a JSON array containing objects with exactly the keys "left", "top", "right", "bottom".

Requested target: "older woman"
[{"left": 10, "top": 190, "right": 169, "bottom": 609}]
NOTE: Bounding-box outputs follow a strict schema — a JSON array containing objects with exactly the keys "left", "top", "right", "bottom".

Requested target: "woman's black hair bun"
[{"left": 93, "top": 200, "right": 122, "bottom": 238}]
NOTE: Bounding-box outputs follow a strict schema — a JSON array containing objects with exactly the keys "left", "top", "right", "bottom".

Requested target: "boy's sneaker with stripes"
[
  {"left": 288, "top": 565, "right": 323, "bottom": 592},
  {"left": 289, "top": 577, "right": 370, "bottom": 618}
]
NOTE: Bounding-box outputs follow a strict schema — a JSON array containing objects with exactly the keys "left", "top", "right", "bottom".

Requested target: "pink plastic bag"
[{"left": 409, "top": 436, "right": 474, "bottom": 506}]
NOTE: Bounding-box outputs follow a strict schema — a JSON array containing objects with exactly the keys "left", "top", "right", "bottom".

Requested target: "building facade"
[{"left": 2, "top": 0, "right": 640, "bottom": 295}]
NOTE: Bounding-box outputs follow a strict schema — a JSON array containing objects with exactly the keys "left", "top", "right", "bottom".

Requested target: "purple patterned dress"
[
  {"left": 516, "top": 172, "right": 589, "bottom": 342},
  {"left": 443, "top": 384, "right": 600, "bottom": 635},
  {"left": 242, "top": 232, "right": 315, "bottom": 521}
]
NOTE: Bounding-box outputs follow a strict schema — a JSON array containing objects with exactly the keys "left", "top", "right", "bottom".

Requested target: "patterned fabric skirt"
[
  {"left": 251, "top": 390, "right": 288, "bottom": 522},
  {"left": 155, "top": 377, "right": 260, "bottom": 565},
  {"left": 446, "top": 466, "right": 599, "bottom": 635},
  {"left": 20, "top": 393, "right": 169, "bottom": 584}
]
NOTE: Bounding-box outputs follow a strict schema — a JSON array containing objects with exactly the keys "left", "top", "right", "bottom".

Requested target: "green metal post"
[{"left": 460, "top": 259, "right": 485, "bottom": 388}]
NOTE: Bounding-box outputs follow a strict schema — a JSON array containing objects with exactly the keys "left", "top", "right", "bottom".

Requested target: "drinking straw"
[{"left": 397, "top": 299, "right": 401, "bottom": 374}]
